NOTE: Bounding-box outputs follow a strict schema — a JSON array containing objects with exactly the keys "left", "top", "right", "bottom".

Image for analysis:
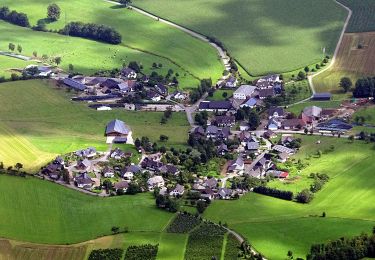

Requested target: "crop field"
[
  {"left": 133, "top": 0, "right": 347, "bottom": 76},
  {"left": 338, "top": 0, "right": 375, "bottom": 33},
  {"left": 205, "top": 136, "right": 375, "bottom": 259},
  {"left": 0, "top": 80, "right": 190, "bottom": 171},
  {"left": 0, "top": 175, "right": 173, "bottom": 244},
  {"left": 1, "top": 0, "right": 223, "bottom": 86},
  {"left": 313, "top": 32, "right": 375, "bottom": 93},
  {"left": 0, "top": 22, "right": 199, "bottom": 88}
]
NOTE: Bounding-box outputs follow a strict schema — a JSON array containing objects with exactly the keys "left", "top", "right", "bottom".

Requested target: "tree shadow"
[
  {"left": 110, "top": 5, "right": 126, "bottom": 9},
  {"left": 37, "top": 18, "right": 56, "bottom": 25}
]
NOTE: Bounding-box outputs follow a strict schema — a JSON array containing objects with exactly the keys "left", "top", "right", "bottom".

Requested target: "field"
[
  {"left": 338, "top": 0, "right": 375, "bottom": 33},
  {"left": 0, "top": 80, "right": 190, "bottom": 171},
  {"left": 0, "top": 21, "right": 199, "bottom": 88},
  {"left": 206, "top": 89, "right": 234, "bottom": 101},
  {"left": 1, "top": 0, "right": 223, "bottom": 87},
  {"left": 133, "top": 0, "right": 347, "bottom": 76},
  {"left": 0, "top": 55, "right": 34, "bottom": 78},
  {"left": 313, "top": 32, "right": 375, "bottom": 93},
  {"left": 352, "top": 106, "right": 375, "bottom": 125},
  {"left": 205, "top": 135, "right": 375, "bottom": 259},
  {"left": 286, "top": 100, "right": 342, "bottom": 115}
]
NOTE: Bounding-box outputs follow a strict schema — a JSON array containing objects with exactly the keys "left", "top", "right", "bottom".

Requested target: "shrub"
[
  {"left": 296, "top": 189, "right": 314, "bottom": 203},
  {"left": 253, "top": 186, "right": 293, "bottom": 201}
]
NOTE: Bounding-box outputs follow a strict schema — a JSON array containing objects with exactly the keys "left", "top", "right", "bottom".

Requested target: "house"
[
  {"left": 102, "top": 167, "right": 115, "bottom": 178},
  {"left": 302, "top": 106, "right": 322, "bottom": 123},
  {"left": 217, "top": 143, "right": 229, "bottom": 155},
  {"left": 239, "top": 122, "right": 250, "bottom": 131},
  {"left": 273, "top": 145, "right": 294, "bottom": 155},
  {"left": 121, "top": 67, "right": 137, "bottom": 79},
  {"left": 75, "top": 159, "right": 91, "bottom": 171},
  {"left": 312, "top": 92, "right": 332, "bottom": 101},
  {"left": 75, "top": 172, "right": 93, "bottom": 189},
  {"left": 217, "top": 127, "right": 230, "bottom": 141},
  {"left": 214, "top": 115, "right": 235, "bottom": 127},
  {"left": 201, "top": 189, "right": 215, "bottom": 200},
  {"left": 247, "top": 167, "right": 262, "bottom": 178},
  {"left": 240, "top": 98, "right": 258, "bottom": 108},
  {"left": 63, "top": 78, "right": 86, "bottom": 91},
  {"left": 268, "top": 118, "right": 281, "bottom": 130},
  {"left": 206, "top": 125, "right": 219, "bottom": 139},
  {"left": 258, "top": 88, "right": 275, "bottom": 99},
  {"left": 110, "top": 148, "right": 126, "bottom": 160},
  {"left": 204, "top": 178, "right": 218, "bottom": 189},
  {"left": 146, "top": 91, "right": 162, "bottom": 101},
  {"left": 53, "top": 156, "right": 65, "bottom": 165},
  {"left": 278, "top": 152, "right": 289, "bottom": 163},
  {"left": 155, "top": 84, "right": 168, "bottom": 96},
  {"left": 100, "top": 78, "right": 124, "bottom": 90},
  {"left": 75, "top": 147, "right": 97, "bottom": 158},
  {"left": 227, "top": 157, "right": 245, "bottom": 174},
  {"left": 41, "top": 163, "right": 63, "bottom": 180},
  {"left": 169, "top": 184, "right": 185, "bottom": 196},
  {"left": 273, "top": 83, "right": 283, "bottom": 94},
  {"left": 217, "top": 188, "right": 233, "bottom": 200},
  {"left": 263, "top": 130, "right": 277, "bottom": 139},
  {"left": 171, "top": 91, "right": 187, "bottom": 100},
  {"left": 114, "top": 181, "right": 129, "bottom": 192},
  {"left": 121, "top": 165, "right": 141, "bottom": 179},
  {"left": 86, "top": 77, "right": 107, "bottom": 86},
  {"left": 246, "top": 141, "right": 260, "bottom": 153},
  {"left": 198, "top": 101, "right": 233, "bottom": 112},
  {"left": 118, "top": 80, "right": 135, "bottom": 93},
  {"left": 268, "top": 107, "right": 285, "bottom": 119},
  {"left": 233, "top": 85, "right": 256, "bottom": 100},
  {"left": 282, "top": 119, "right": 306, "bottom": 130},
  {"left": 158, "top": 164, "right": 180, "bottom": 176},
  {"left": 256, "top": 74, "right": 281, "bottom": 88},
  {"left": 266, "top": 170, "right": 289, "bottom": 178},
  {"left": 141, "top": 158, "right": 163, "bottom": 171},
  {"left": 147, "top": 176, "right": 165, "bottom": 190},
  {"left": 192, "top": 126, "right": 205, "bottom": 137},
  {"left": 105, "top": 119, "right": 132, "bottom": 144},
  {"left": 225, "top": 76, "right": 238, "bottom": 88},
  {"left": 24, "top": 64, "right": 53, "bottom": 77}
]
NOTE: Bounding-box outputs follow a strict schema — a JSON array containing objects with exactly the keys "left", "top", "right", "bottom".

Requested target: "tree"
[
  {"left": 54, "top": 56, "right": 62, "bottom": 65},
  {"left": 296, "top": 189, "right": 314, "bottom": 203},
  {"left": 128, "top": 61, "right": 140, "bottom": 73},
  {"left": 33, "top": 51, "right": 37, "bottom": 57},
  {"left": 119, "top": 0, "right": 132, "bottom": 6},
  {"left": 348, "top": 135, "right": 355, "bottom": 143},
  {"left": 222, "top": 92, "right": 228, "bottom": 98},
  {"left": 287, "top": 250, "right": 293, "bottom": 259},
  {"left": 297, "top": 71, "right": 306, "bottom": 80},
  {"left": 197, "top": 200, "right": 207, "bottom": 214},
  {"left": 14, "top": 163, "right": 23, "bottom": 172},
  {"left": 17, "top": 45, "right": 22, "bottom": 53},
  {"left": 8, "top": 43, "right": 15, "bottom": 51},
  {"left": 111, "top": 226, "right": 120, "bottom": 234},
  {"left": 47, "top": 3, "right": 61, "bottom": 21},
  {"left": 68, "top": 64, "right": 74, "bottom": 72},
  {"left": 159, "top": 135, "right": 169, "bottom": 142},
  {"left": 248, "top": 110, "right": 260, "bottom": 130},
  {"left": 304, "top": 66, "right": 310, "bottom": 73},
  {"left": 339, "top": 77, "right": 352, "bottom": 93}
]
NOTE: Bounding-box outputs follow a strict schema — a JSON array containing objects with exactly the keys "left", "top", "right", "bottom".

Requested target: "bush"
[
  {"left": 59, "top": 22, "right": 121, "bottom": 44},
  {"left": 88, "top": 248, "right": 123, "bottom": 260},
  {"left": 0, "top": 7, "right": 30, "bottom": 27},
  {"left": 124, "top": 244, "right": 158, "bottom": 260},
  {"left": 167, "top": 212, "right": 201, "bottom": 233},
  {"left": 296, "top": 189, "right": 314, "bottom": 203},
  {"left": 253, "top": 186, "right": 293, "bottom": 201}
]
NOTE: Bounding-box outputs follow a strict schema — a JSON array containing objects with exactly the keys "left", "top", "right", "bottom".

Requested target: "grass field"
[
  {"left": 205, "top": 136, "right": 375, "bottom": 259},
  {"left": 338, "top": 0, "right": 375, "bottom": 33},
  {"left": 0, "top": 175, "right": 173, "bottom": 244},
  {"left": 286, "top": 100, "right": 342, "bottom": 115},
  {"left": 206, "top": 89, "right": 234, "bottom": 101},
  {"left": 1, "top": 0, "right": 223, "bottom": 86},
  {"left": 0, "top": 21, "right": 199, "bottom": 88},
  {"left": 0, "top": 55, "right": 34, "bottom": 78},
  {"left": 313, "top": 32, "right": 375, "bottom": 94},
  {"left": 352, "top": 106, "right": 375, "bottom": 125},
  {"left": 133, "top": 0, "right": 347, "bottom": 76},
  {"left": 0, "top": 80, "right": 190, "bottom": 171}
]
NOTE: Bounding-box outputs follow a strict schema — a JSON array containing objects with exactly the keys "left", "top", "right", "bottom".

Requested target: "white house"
[
  {"left": 233, "top": 85, "right": 257, "bottom": 100},
  {"left": 147, "top": 176, "right": 165, "bottom": 190}
]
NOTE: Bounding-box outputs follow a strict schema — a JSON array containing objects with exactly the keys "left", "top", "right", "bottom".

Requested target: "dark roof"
[
  {"left": 199, "top": 101, "right": 233, "bottom": 110},
  {"left": 215, "top": 115, "right": 235, "bottom": 125},
  {"left": 282, "top": 119, "right": 306, "bottom": 128},
  {"left": 316, "top": 119, "right": 352, "bottom": 131},
  {"left": 63, "top": 78, "right": 86, "bottom": 91},
  {"left": 155, "top": 84, "right": 168, "bottom": 95},
  {"left": 312, "top": 92, "right": 332, "bottom": 100},
  {"left": 204, "top": 178, "right": 218, "bottom": 189},
  {"left": 114, "top": 181, "right": 129, "bottom": 190},
  {"left": 258, "top": 88, "right": 275, "bottom": 98},
  {"left": 105, "top": 119, "right": 130, "bottom": 135},
  {"left": 100, "top": 78, "right": 123, "bottom": 89},
  {"left": 123, "top": 165, "right": 141, "bottom": 174},
  {"left": 269, "top": 107, "right": 285, "bottom": 117}
]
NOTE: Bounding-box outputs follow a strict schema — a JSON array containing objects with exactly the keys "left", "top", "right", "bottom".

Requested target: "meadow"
[
  {"left": 338, "top": 0, "right": 375, "bottom": 33},
  {"left": 134, "top": 0, "right": 347, "bottom": 76},
  {"left": 0, "top": 80, "right": 190, "bottom": 171},
  {"left": 0, "top": 21, "right": 199, "bottom": 88},
  {"left": 205, "top": 136, "right": 375, "bottom": 259},
  {"left": 0, "top": 55, "right": 34, "bottom": 78},
  {"left": 1, "top": 0, "right": 223, "bottom": 86},
  {"left": 313, "top": 32, "right": 375, "bottom": 94}
]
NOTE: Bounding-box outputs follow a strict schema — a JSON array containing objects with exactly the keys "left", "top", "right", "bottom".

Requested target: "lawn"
[
  {"left": 1, "top": 0, "right": 223, "bottom": 86},
  {"left": 0, "top": 21, "right": 198, "bottom": 88},
  {"left": 133, "top": 0, "right": 347, "bottom": 76},
  {"left": 352, "top": 106, "right": 375, "bottom": 125},
  {"left": 204, "top": 136, "right": 375, "bottom": 259},
  {"left": 0, "top": 55, "right": 34, "bottom": 78},
  {"left": 0, "top": 80, "right": 190, "bottom": 171},
  {"left": 0, "top": 175, "right": 173, "bottom": 244},
  {"left": 206, "top": 89, "right": 234, "bottom": 101}
]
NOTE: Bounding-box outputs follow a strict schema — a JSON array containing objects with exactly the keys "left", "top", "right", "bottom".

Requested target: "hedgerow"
[
  {"left": 124, "top": 244, "right": 158, "bottom": 260},
  {"left": 253, "top": 186, "right": 293, "bottom": 201},
  {"left": 88, "top": 248, "right": 123, "bottom": 260},
  {"left": 184, "top": 222, "right": 226, "bottom": 260},
  {"left": 167, "top": 212, "right": 201, "bottom": 233}
]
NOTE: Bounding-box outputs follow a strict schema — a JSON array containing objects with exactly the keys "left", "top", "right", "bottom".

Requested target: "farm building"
[
  {"left": 316, "top": 119, "right": 353, "bottom": 132},
  {"left": 312, "top": 92, "right": 332, "bottom": 101},
  {"left": 105, "top": 119, "right": 132, "bottom": 144},
  {"left": 63, "top": 78, "right": 86, "bottom": 91},
  {"left": 233, "top": 85, "right": 256, "bottom": 100}
]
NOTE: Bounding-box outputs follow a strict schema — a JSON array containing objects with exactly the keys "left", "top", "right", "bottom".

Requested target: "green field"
[
  {"left": 338, "top": 0, "right": 375, "bottom": 32},
  {"left": 0, "top": 21, "right": 199, "bottom": 88},
  {"left": 1, "top": 0, "right": 223, "bottom": 86},
  {"left": 0, "top": 80, "right": 190, "bottom": 171},
  {"left": 352, "top": 106, "right": 375, "bottom": 125},
  {"left": 206, "top": 89, "right": 234, "bottom": 101},
  {"left": 286, "top": 100, "right": 342, "bottom": 115},
  {"left": 133, "top": 0, "right": 347, "bottom": 76},
  {"left": 205, "top": 136, "right": 375, "bottom": 259},
  {"left": 0, "top": 55, "right": 34, "bottom": 78},
  {"left": 0, "top": 175, "right": 173, "bottom": 244}
]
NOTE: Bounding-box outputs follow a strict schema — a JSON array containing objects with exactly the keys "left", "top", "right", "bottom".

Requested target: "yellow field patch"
[{"left": 0, "top": 124, "right": 55, "bottom": 172}]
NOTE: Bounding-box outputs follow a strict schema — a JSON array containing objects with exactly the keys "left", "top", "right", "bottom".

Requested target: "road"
[
  {"left": 306, "top": 0, "right": 352, "bottom": 95},
  {"left": 103, "top": 0, "right": 231, "bottom": 76}
]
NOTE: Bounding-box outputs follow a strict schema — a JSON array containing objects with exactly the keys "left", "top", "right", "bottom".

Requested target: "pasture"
[
  {"left": 338, "top": 0, "right": 375, "bottom": 33},
  {"left": 134, "top": 0, "right": 347, "bottom": 76},
  {"left": 0, "top": 55, "right": 33, "bottom": 78},
  {"left": 205, "top": 136, "right": 375, "bottom": 259},
  {"left": 313, "top": 32, "right": 375, "bottom": 93},
  {"left": 0, "top": 21, "right": 198, "bottom": 88},
  {"left": 0, "top": 80, "right": 190, "bottom": 171},
  {"left": 1, "top": 0, "right": 223, "bottom": 85}
]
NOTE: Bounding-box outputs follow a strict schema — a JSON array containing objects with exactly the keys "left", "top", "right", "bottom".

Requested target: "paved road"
[
  {"left": 103, "top": 0, "right": 231, "bottom": 75},
  {"left": 307, "top": 0, "right": 352, "bottom": 95}
]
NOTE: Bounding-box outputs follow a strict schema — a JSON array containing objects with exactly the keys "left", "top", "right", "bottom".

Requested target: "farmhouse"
[
  {"left": 268, "top": 107, "right": 285, "bottom": 119},
  {"left": 63, "top": 78, "right": 86, "bottom": 91},
  {"left": 199, "top": 100, "right": 233, "bottom": 112},
  {"left": 147, "top": 176, "right": 165, "bottom": 190},
  {"left": 74, "top": 172, "right": 93, "bottom": 189},
  {"left": 121, "top": 67, "right": 137, "bottom": 79},
  {"left": 282, "top": 119, "right": 306, "bottom": 130},
  {"left": 240, "top": 98, "right": 257, "bottom": 108},
  {"left": 105, "top": 119, "right": 132, "bottom": 144},
  {"left": 233, "top": 85, "right": 256, "bottom": 100},
  {"left": 225, "top": 76, "right": 238, "bottom": 88},
  {"left": 214, "top": 115, "right": 235, "bottom": 127},
  {"left": 273, "top": 145, "right": 294, "bottom": 155},
  {"left": 169, "top": 184, "right": 185, "bottom": 196},
  {"left": 114, "top": 181, "right": 129, "bottom": 192}
]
